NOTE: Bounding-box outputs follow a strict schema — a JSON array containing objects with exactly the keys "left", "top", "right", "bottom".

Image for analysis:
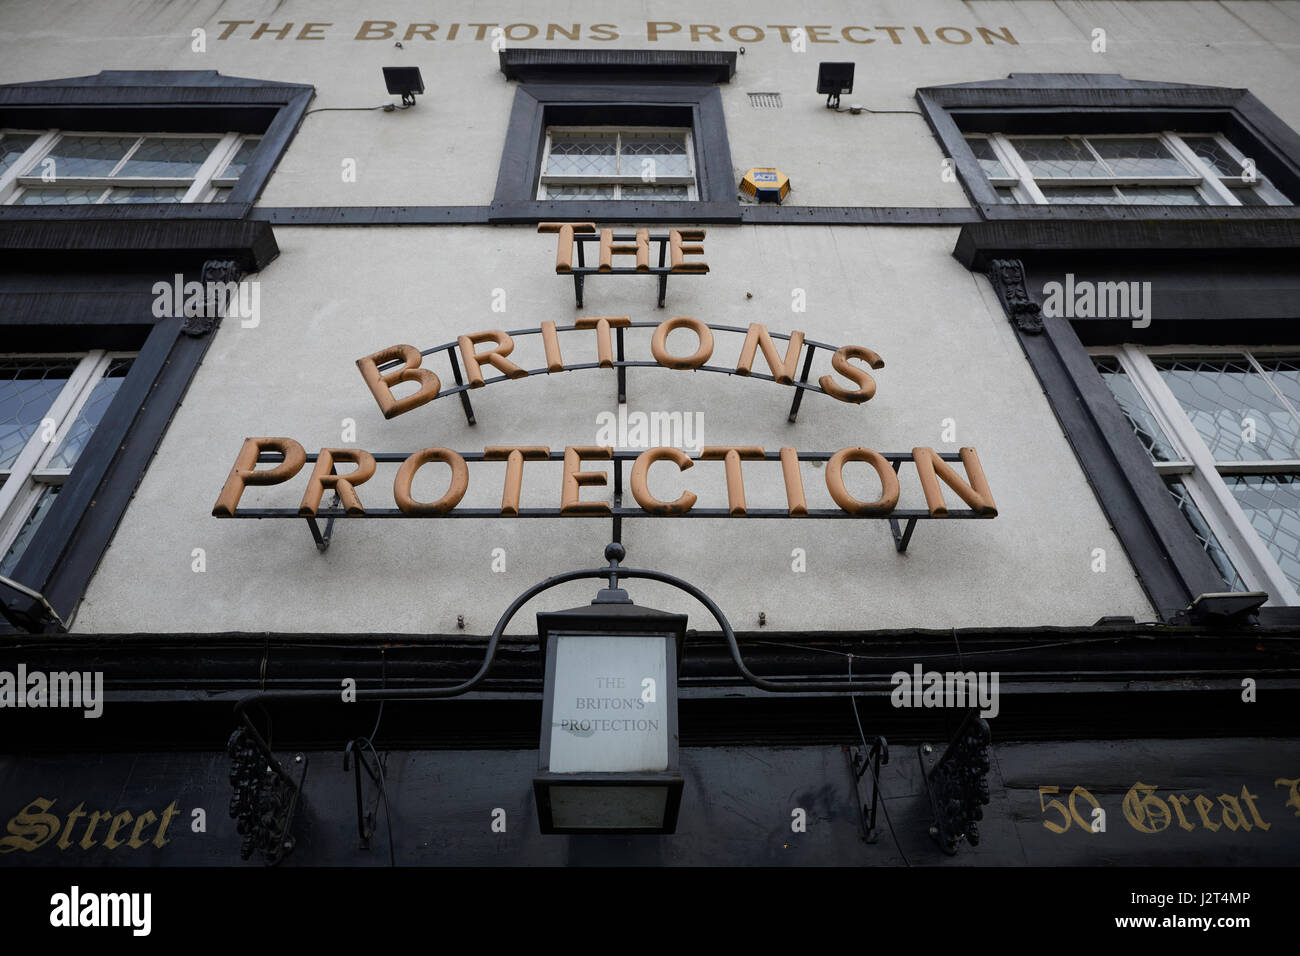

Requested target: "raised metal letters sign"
[{"left": 212, "top": 224, "right": 999, "bottom": 554}]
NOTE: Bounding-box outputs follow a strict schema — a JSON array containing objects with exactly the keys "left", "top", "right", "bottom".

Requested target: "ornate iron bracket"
[
  {"left": 987, "top": 258, "right": 1044, "bottom": 335},
  {"left": 227, "top": 725, "right": 307, "bottom": 865},
  {"left": 847, "top": 736, "right": 890, "bottom": 843},
  {"left": 919, "top": 710, "right": 991, "bottom": 856}
]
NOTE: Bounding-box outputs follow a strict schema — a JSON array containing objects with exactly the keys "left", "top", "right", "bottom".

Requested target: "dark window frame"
[
  {"left": 917, "top": 74, "right": 1300, "bottom": 218},
  {"left": 491, "top": 57, "right": 740, "bottom": 224},
  {"left": 0, "top": 69, "right": 313, "bottom": 211},
  {"left": 962, "top": 219, "right": 1300, "bottom": 625},
  {"left": 0, "top": 69, "right": 298, "bottom": 633}
]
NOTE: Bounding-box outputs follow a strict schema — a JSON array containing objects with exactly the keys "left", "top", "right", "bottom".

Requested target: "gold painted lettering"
[
  {"left": 128, "top": 810, "right": 158, "bottom": 849},
  {"left": 153, "top": 802, "right": 181, "bottom": 848},
  {"left": 1239, "top": 786, "right": 1271, "bottom": 830},
  {"left": 647, "top": 21, "right": 681, "bottom": 41},
  {"left": 1275, "top": 777, "right": 1300, "bottom": 817},
  {"left": 250, "top": 22, "right": 293, "bottom": 40},
  {"left": 1167, "top": 793, "right": 1197, "bottom": 831},
  {"left": 1193, "top": 794, "right": 1222, "bottom": 831},
  {"left": 1122, "top": 782, "right": 1171, "bottom": 833},
  {"left": 0, "top": 798, "right": 60, "bottom": 853},
  {"left": 57, "top": 802, "right": 87, "bottom": 850},
  {"left": 102, "top": 810, "right": 134, "bottom": 850},
  {"left": 356, "top": 21, "right": 397, "bottom": 40},
  {"left": 79, "top": 810, "right": 112, "bottom": 850}
]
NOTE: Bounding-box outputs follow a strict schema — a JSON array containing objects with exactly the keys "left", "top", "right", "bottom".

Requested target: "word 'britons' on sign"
[{"left": 353, "top": 225, "right": 886, "bottom": 421}]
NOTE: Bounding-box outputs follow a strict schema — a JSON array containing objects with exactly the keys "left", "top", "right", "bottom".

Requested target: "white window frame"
[
  {"left": 1090, "top": 344, "right": 1300, "bottom": 605},
  {"left": 966, "top": 132, "right": 1288, "bottom": 207},
  {"left": 0, "top": 351, "right": 135, "bottom": 573},
  {"left": 0, "top": 130, "right": 259, "bottom": 205},
  {"left": 536, "top": 126, "right": 697, "bottom": 200}
]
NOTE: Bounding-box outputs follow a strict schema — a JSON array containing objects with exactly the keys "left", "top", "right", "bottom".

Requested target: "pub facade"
[{"left": 1, "top": 0, "right": 1298, "bottom": 867}]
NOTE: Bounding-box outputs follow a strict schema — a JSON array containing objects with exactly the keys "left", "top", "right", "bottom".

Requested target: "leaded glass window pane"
[
  {"left": 619, "top": 184, "right": 689, "bottom": 200},
  {"left": 105, "top": 187, "right": 189, "bottom": 203},
  {"left": 620, "top": 131, "right": 689, "bottom": 178},
  {"left": 117, "top": 137, "right": 219, "bottom": 177},
  {"left": 1009, "top": 137, "right": 1106, "bottom": 178},
  {"left": 1166, "top": 479, "right": 1245, "bottom": 591},
  {"left": 965, "top": 137, "right": 1009, "bottom": 179},
  {"left": 545, "top": 184, "right": 616, "bottom": 200},
  {"left": 39, "top": 135, "right": 136, "bottom": 177},
  {"left": 47, "top": 358, "right": 133, "bottom": 469},
  {"left": 1095, "top": 357, "right": 1180, "bottom": 462},
  {"left": 15, "top": 187, "right": 104, "bottom": 204},
  {"left": 1091, "top": 138, "right": 1186, "bottom": 177},
  {"left": 0, "top": 132, "right": 38, "bottom": 176},
  {"left": 1224, "top": 475, "right": 1300, "bottom": 595},
  {"left": 0, "top": 358, "right": 78, "bottom": 470},
  {"left": 0, "top": 485, "right": 59, "bottom": 577},
  {"left": 1154, "top": 356, "right": 1300, "bottom": 462},
  {"left": 546, "top": 132, "right": 618, "bottom": 177}
]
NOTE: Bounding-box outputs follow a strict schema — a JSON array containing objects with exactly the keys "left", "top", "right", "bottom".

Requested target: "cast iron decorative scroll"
[
  {"left": 227, "top": 726, "right": 307, "bottom": 865},
  {"left": 987, "top": 258, "right": 1044, "bottom": 335},
  {"left": 920, "top": 710, "right": 992, "bottom": 855},
  {"left": 181, "top": 259, "right": 246, "bottom": 337}
]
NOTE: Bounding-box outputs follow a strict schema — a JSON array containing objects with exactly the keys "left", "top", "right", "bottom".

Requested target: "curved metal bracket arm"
[{"left": 232, "top": 547, "right": 893, "bottom": 725}]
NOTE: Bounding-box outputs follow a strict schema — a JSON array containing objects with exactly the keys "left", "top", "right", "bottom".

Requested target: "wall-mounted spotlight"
[
  {"left": 382, "top": 66, "right": 425, "bottom": 107},
  {"left": 817, "top": 62, "right": 854, "bottom": 109}
]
